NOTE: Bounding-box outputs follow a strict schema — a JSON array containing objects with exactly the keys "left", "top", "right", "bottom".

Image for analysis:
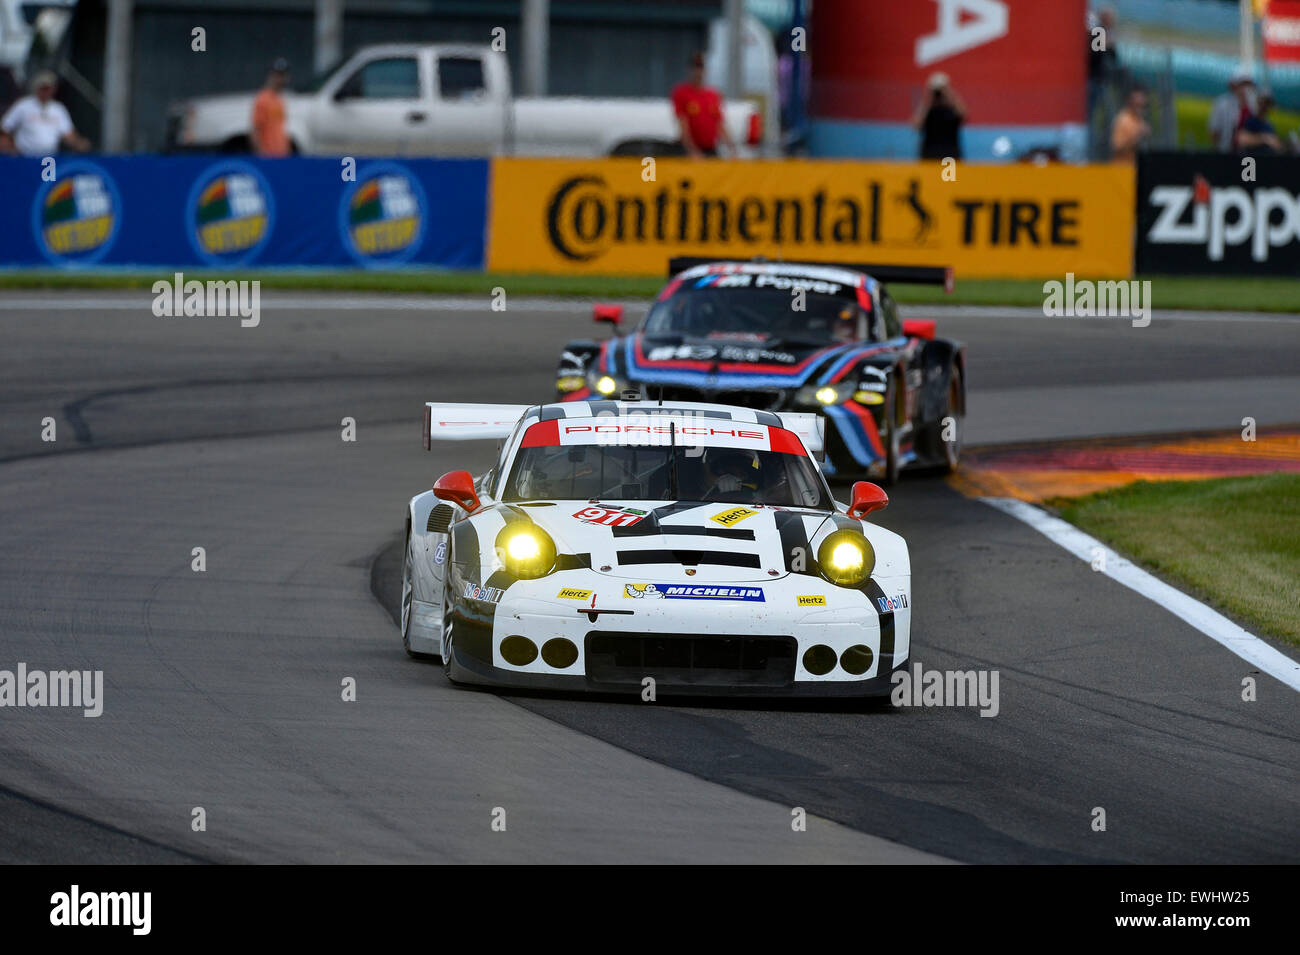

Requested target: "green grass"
[
  {"left": 1052, "top": 474, "right": 1300, "bottom": 646},
  {"left": 2, "top": 269, "right": 1299, "bottom": 313},
  {"left": 1175, "top": 94, "right": 1300, "bottom": 150}
]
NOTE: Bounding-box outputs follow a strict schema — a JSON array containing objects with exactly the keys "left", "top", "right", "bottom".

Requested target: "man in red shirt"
[{"left": 671, "top": 52, "right": 733, "bottom": 158}]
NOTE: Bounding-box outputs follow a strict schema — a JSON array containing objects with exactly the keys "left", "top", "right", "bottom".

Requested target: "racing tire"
[
  {"left": 939, "top": 365, "right": 964, "bottom": 473},
  {"left": 881, "top": 375, "right": 902, "bottom": 486},
  {"left": 440, "top": 557, "right": 463, "bottom": 684},
  {"left": 401, "top": 530, "right": 436, "bottom": 661}
]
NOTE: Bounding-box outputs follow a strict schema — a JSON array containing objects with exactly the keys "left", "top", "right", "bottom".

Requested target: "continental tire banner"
[
  {"left": 488, "top": 158, "right": 1134, "bottom": 278},
  {"left": 1137, "top": 151, "right": 1300, "bottom": 276}
]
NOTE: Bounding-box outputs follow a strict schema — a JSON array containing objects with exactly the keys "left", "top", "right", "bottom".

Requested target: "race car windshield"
[
  {"left": 643, "top": 282, "right": 867, "bottom": 345},
  {"left": 504, "top": 443, "right": 832, "bottom": 509}
]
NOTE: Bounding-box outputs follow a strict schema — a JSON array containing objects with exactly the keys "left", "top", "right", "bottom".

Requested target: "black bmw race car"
[{"left": 554, "top": 258, "right": 966, "bottom": 483}]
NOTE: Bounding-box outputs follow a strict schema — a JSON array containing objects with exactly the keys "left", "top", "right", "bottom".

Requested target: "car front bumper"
[{"left": 444, "top": 571, "right": 910, "bottom": 698}]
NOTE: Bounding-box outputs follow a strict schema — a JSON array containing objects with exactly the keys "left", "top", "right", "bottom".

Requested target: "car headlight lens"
[
  {"left": 817, "top": 529, "right": 875, "bottom": 588},
  {"left": 594, "top": 375, "right": 619, "bottom": 396},
  {"left": 495, "top": 524, "right": 557, "bottom": 579},
  {"left": 797, "top": 381, "right": 855, "bottom": 407}
]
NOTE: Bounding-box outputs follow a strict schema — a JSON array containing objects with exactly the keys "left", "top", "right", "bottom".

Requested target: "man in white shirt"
[
  {"left": 0, "top": 71, "right": 90, "bottom": 156},
  {"left": 1208, "top": 68, "right": 1255, "bottom": 152}
]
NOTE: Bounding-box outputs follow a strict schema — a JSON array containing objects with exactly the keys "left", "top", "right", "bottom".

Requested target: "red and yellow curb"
[{"left": 949, "top": 429, "right": 1300, "bottom": 502}]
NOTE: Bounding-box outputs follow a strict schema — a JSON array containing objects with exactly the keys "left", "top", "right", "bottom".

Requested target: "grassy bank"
[
  {"left": 1053, "top": 474, "right": 1300, "bottom": 646},
  {"left": 2, "top": 270, "right": 1299, "bottom": 313}
]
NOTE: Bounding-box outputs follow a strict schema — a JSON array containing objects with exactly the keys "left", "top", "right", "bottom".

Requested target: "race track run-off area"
[{"left": 1, "top": 291, "right": 1298, "bottom": 863}]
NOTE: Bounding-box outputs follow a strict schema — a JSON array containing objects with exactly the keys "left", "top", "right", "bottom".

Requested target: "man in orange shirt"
[
  {"left": 671, "top": 52, "right": 733, "bottom": 158},
  {"left": 1110, "top": 85, "right": 1150, "bottom": 163},
  {"left": 251, "top": 58, "right": 292, "bottom": 157}
]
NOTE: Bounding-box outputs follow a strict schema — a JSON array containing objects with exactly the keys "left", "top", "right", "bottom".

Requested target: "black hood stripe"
[
  {"left": 775, "top": 510, "right": 811, "bottom": 575},
  {"left": 612, "top": 522, "right": 755, "bottom": 541},
  {"left": 862, "top": 578, "right": 897, "bottom": 672},
  {"left": 617, "top": 549, "right": 762, "bottom": 568}
]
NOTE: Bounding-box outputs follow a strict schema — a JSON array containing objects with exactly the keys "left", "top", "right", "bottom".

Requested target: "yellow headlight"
[
  {"left": 495, "top": 524, "right": 557, "bottom": 579},
  {"left": 815, "top": 386, "right": 839, "bottom": 405},
  {"left": 506, "top": 533, "right": 540, "bottom": 561},
  {"left": 595, "top": 375, "right": 618, "bottom": 396},
  {"left": 817, "top": 529, "right": 875, "bottom": 588}
]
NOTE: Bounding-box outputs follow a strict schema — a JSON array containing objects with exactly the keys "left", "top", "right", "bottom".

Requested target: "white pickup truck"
[{"left": 167, "top": 42, "right": 766, "bottom": 158}]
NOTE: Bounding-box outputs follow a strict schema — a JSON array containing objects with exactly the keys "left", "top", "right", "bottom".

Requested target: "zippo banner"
[
  {"left": 1136, "top": 151, "right": 1300, "bottom": 275},
  {"left": 0, "top": 156, "right": 488, "bottom": 269},
  {"left": 488, "top": 157, "right": 1135, "bottom": 278}
]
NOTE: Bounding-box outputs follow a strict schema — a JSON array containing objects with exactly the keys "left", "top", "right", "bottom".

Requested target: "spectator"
[
  {"left": 671, "top": 52, "right": 734, "bottom": 158},
  {"left": 0, "top": 71, "right": 90, "bottom": 156},
  {"left": 912, "top": 72, "right": 966, "bottom": 160},
  {"left": 1209, "top": 68, "right": 1256, "bottom": 152},
  {"left": 1110, "top": 85, "right": 1151, "bottom": 162},
  {"left": 251, "top": 58, "right": 292, "bottom": 157},
  {"left": 1087, "top": 5, "right": 1119, "bottom": 122},
  {"left": 1238, "top": 88, "right": 1283, "bottom": 154}
]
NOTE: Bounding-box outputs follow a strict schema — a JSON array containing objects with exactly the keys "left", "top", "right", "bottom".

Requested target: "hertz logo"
[
  {"left": 556, "top": 588, "right": 593, "bottom": 600},
  {"left": 710, "top": 507, "right": 757, "bottom": 527},
  {"left": 796, "top": 595, "right": 827, "bottom": 607}
]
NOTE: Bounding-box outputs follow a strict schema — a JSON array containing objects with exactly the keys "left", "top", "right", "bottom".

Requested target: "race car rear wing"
[
  {"left": 667, "top": 256, "right": 954, "bottom": 293},
  {"left": 774, "top": 412, "right": 824, "bottom": 457},
  {"left": 424, "top": 403, "right": 529, "bottom": 449},
  {"left": 424, "top": 402, "right": 824, "bottom": 457}
]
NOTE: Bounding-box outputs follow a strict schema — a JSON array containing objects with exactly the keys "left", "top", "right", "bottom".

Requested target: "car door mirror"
[
  {"left": 433, "top": 470, "right": 480, "bottom": 512},
  {"left": 902, "top": 319, "right": 935, "bottom": 341},
  {"left": 847, "top": 481, "right": 889, "bottom": 518},
  {"left": 593, "top": 304, "right": 623, "bottom": 327}
]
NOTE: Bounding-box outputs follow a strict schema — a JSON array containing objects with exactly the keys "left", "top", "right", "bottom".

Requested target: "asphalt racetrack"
[{"left": 1, "top": 290, "right": 1298, "bottom": 863}]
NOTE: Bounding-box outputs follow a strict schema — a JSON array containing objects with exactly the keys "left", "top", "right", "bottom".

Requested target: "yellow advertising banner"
[{"left": 488, "top": 158, "right": 1135, "bottom": 278}]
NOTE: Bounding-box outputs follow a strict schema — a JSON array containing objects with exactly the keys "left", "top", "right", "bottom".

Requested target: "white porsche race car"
[{"left": 401, "top": 398, "right": 911, "bottom": 697}]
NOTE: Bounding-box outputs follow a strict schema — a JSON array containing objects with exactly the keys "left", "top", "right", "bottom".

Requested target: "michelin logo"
[{"left": 625, "top": 583, "right": 764, "bottom": 602}]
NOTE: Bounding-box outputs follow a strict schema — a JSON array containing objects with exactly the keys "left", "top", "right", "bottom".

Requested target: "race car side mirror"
[
  {"left": 433, "top": 470, "right": 480, "bottom": 513},
  {"left": 593, "top": 304, "right": 623, "bottom": 327},
  {"left": 847, "top": 481, "right": 889, "bottom": 518},
  {"left": 902, "top": 319, "right": 935, "bottom": 341}
]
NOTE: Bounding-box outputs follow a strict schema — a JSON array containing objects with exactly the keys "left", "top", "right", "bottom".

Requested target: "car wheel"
[
  {"left": 440, "top": 561, "right": 462, "bottom": 684},
  {"left": 401, "top": 531, "right": 436, "bottom": 661},
  {"left": 940, "top": 366, "right": 963, "bottom": 472},
  {"left": 881, "top": 376, "right": 902, "bottom": 486}
]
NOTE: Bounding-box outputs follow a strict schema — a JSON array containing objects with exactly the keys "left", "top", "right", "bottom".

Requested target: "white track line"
[
  {"left": 1, "top": 293, "right": 1297, "bottom": 324},
  {"left": 983, "top": 497, "right": 1300, "bottom": 693}
]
